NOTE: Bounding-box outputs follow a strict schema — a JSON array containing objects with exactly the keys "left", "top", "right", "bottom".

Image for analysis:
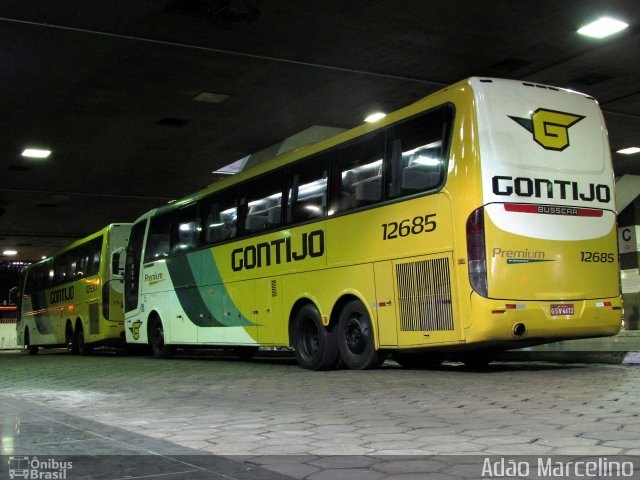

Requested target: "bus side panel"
[
  {"left": 326, "top": 194, "right": 454, "bottom": 267},
  {"left": 282, "top": 263, "right": 378, "bottom": 344},
  {"left": 255, "top": 276, "right": 286, "bottom": 345},
  {"left": 373, "top": 261, "right": 398, "bottom": 347}
]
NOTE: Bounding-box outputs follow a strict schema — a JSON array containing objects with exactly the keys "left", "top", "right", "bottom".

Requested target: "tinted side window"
[
  {"left": 386, "top": 106, "right": 453, "bottom": 199},
  {"left": 241, "top": 172, "right": 283, "bottom": 235},
  {"left": 125, "top": 220, "right": 147, "bottom": 312},
  {"left": 86, "top": 237, "right": 103, "bottom": 276},
  {"left": 53, "top": 257, "right": 67, "bottom": 286},
  {"left": 171, "top": 205, "right": 201, "bottom": 254},
  {"left": 330, "top": 134, "right": 385, "bottom": 214},
  {"left": 202, "top": 195, "right": 237, "bottom": 245},
  {"left": 286, "top": 156, "right": 328, "bottom": 224},
  {"left": 145, "top": 213, "right": 171, "bottom": 262}
]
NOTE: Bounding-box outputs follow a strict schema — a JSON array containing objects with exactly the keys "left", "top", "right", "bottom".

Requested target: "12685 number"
[
  {"left": 382, "top": 214, "right": 436, "bottom": 240},
  {"left": 580, "top": 251, "right": 615, "bottom": 263}
]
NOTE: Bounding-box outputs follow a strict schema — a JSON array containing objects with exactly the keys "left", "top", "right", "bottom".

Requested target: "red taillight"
[{"left": 466, "top": 207, "right": 488, "bottom": 297}]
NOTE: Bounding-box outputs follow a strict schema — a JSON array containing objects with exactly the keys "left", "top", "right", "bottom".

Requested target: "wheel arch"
[
  {"left": 146, "top": 309, "right": 163, "bottom": 344},
  {"left": 330, "top": 292, "right": 379, "bottom": 349}
]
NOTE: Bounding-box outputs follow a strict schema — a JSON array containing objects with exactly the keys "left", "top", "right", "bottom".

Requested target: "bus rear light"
[
  {"left": 595, "top": 302, "right": 612, "bottom": 307},
  {"left": 466, "top": 207, "right": 488, "bottom": 297}
]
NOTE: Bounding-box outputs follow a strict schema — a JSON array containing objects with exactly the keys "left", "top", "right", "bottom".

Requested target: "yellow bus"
[
  {"left": 124, "top": 77, "right": 621, "bottom": 369},
  {"left": 17, "top": 223, "right": 131, "bottom": 354}
]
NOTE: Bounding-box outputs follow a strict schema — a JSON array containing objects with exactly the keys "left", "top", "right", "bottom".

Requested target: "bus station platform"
[{"left": 1, "top": 351, "right": 640, "bottom": 479}]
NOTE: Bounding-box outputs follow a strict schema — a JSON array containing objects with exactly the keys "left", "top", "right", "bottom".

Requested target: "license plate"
[{"left": 551, "top": 304, "right": 575, "bottom": 316}]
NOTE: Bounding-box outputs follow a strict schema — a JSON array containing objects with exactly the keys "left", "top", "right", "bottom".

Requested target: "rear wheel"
[
  {"left": 75, "top": 323, "right": 93, "bottom": 355},
  {"left": 149, "top": 316, "right": 176, "bottom": 359},
  {"left": 293, "top": 304, "right": 339, "bottom": 370},
  {"left": 337, "top": 300, "right": 385, "bottom": 370},
  {"left": 24, "top": 329, "right": 38, "bottom": 355},
  {"left": 66, "top": 322, "right": 78, "bottom": 354}
]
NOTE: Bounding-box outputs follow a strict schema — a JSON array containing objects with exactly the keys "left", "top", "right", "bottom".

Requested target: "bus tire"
[
  {"left": 148, "top": 316, "right": 175, "bottom": 359},
  {"left": 293, "top": 304, "right": 339, "bottom": 371},
  {"left": 24, "top": 329, "right": 38, "bottom": 355},
  {"left": 66, "top": 322, "right": 78, "bottom": 355},
  {"left": 337, "top": 299, "right": 385, "bottom": 370},
  {"left": 75, "top": 323, "right": 93, "bottom": 355}
]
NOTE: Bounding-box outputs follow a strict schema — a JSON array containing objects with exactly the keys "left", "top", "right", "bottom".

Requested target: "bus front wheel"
[
  {"left": 149, "top": 316, "right": 175, "bottom": 359},
  {"left": 293, "top": 304, "right": 339, "bottom": 370},
  {"left": 337, "top": 300, "right": 385, "bottom": 370}
]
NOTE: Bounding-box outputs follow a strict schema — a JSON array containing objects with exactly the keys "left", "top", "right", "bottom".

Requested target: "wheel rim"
[
  {"left": 344, "top": 313, "right": 368, "bottom": 355},
  {"left": 299, "top": 317, "right": 319, "bottom": 358}
]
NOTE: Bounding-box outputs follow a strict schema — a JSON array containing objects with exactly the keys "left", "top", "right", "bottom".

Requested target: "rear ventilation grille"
[
  {"left": 271, "top": 280, "right": 277, "bottom": 297},
  {"left": 396, "top": 257, "right": 454, "bottom": 332}
]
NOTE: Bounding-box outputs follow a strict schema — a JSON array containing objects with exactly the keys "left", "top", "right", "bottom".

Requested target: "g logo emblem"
[
  {"left": 509, "top": 109, "right": 585, "bottom": 151},
  {"left": 129, "top": 320, "right": 142, "bottom": 340}
]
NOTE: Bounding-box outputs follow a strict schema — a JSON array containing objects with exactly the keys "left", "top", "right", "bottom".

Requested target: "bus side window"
[
  {"left": 387, "top": 106, "right": 453, "bottom": 199},
  {"left": 65, "top": 252, "right": 78, "bottom": 282},
  {"left": 203, "top": 197, "right": 237, "bottom": 244},
  {"left": 171, "top": 205, "right": 201, "bottom": 254},
  {"left": 145, "top": 214, "right": 171, "bottom": 262},
  {"left": 87, "top": 238, "right": 102, "bottom": 276},
  {"left": 53, "top": 257, "right": 66, "bottom": 286},
  {"left": 77, "top": 247, "right": 89, "bottom": 279},
  {"left": 330, "top": 133, "right": 384, "bottom": 213},
  {"left": 241, "top": 172, "right": 283, "bottom": 235},
  {"left": 286, "top": 156, "right": 328, "bottom": 224}
]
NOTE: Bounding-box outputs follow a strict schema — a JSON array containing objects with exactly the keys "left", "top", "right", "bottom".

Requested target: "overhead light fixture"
[
  {"left": 577, "top": 17, "right": 628, "bottom": 38},
  {"left": 2, "top": 250, "right": 18, "bottom": 256},
  {"left": 365, "top": 112, "right": 386, "bottom": 123},
  {"left": 193, "top": 91, "right": 231, "bottom": 104},
  {"left": 22, "top": 148, "right": 52, "bottom": 158},
  {"left": 617, "top": 147, "right": 640, "bottom": 155}
]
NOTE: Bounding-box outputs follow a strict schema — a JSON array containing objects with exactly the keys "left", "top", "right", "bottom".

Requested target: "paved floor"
[{"left": 1, "top": 351, "right": 639, "bottom": 479}]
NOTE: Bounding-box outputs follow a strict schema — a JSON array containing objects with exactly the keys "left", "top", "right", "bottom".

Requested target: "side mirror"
[{"left": 111, "top": 247, "right": 126, "bottom": 278}]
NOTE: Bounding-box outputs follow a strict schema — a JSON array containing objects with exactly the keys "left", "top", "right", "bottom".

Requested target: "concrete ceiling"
[{"left": 1, "top": 0, "right": 640, "bottom": 263}]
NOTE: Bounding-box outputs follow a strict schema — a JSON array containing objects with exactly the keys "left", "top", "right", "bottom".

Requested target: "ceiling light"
[
  {"left": 2, "top": 250, "right": 18, "bottom": 256},
  {"left": 193, "top": 92, "right": 231, "bottom": 104},
  {"left": 22, "top": 148, "right": 52, "bottom": 158},
  {"left": 365, "top": 112, "right": 386, "bottom": 123},
  {"left": 577, "top": 17, "right": 628, "bottom": 38},
  {"left": 617, "top": 147, "right": 640, "bottom": 155}
]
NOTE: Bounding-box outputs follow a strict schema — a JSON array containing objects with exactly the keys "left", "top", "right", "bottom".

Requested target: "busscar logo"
[{"left": 508, "top": 108, "right": 585, "bottom": 151}]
